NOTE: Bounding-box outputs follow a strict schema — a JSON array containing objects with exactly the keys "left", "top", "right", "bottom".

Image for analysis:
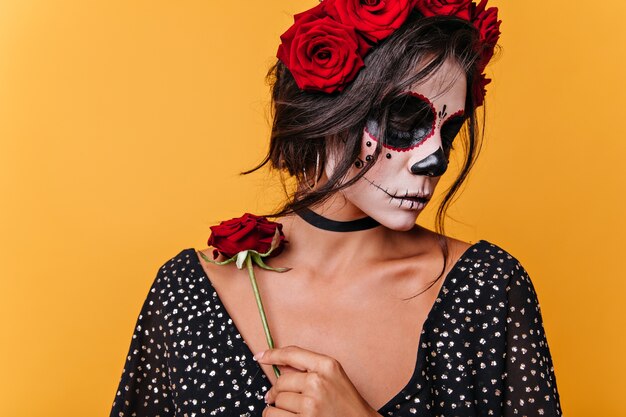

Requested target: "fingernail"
[
  {"left": 253, "top": 350, "right": 265, "bottom": 361},
  {"left": 264, "top": 392, "right": 269, "bottom": 403}
]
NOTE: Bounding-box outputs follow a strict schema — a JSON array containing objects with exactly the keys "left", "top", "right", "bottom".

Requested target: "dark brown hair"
[{"left": 241, "top": 10, "right": 498, "bottom": 300}]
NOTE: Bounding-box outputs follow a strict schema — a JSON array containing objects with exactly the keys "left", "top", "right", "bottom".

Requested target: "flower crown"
[{"left": 276, "top": 0, "right": 501, "bottom": 107}]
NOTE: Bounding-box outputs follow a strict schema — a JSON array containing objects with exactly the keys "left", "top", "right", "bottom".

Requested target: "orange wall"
[{"left": 1, "top": 1, "right": 624, "bottom": 416}]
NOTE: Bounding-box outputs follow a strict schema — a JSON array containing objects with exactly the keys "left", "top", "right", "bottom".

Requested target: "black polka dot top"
[{"left": 109, "top": 239, "right": 563, "bottom": 416}]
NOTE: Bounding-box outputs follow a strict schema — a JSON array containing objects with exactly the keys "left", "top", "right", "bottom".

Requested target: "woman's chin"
[{"left": 373, "top": 211, "right": 420, "bottom": 232}]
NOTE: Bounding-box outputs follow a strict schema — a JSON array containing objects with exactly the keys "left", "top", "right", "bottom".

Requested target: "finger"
[
  {"left": 257, "top": 345, "right": 330, "bottom": 374},
  {"left": 263, "top": 403, "right": 297, "bottom": 417},
  {"left": 266, "top": 371, "right": 309, "bottom": 404},
  {"left": 273, "top": 364, "right": 301, "bottom": 375},
  {"left": 269, "top": 391, "right": 303, "bottom": 414}
]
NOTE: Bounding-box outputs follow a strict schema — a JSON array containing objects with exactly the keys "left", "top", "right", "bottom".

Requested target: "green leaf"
[
  {"left": 199, "top": 250, "right": 237, "bottom": 266},
  {"left": 236, "top": 250, "right": 249, "bottom": 269},
  {"left": 251, "top": 252, "right": 292, "bottom": 273}
]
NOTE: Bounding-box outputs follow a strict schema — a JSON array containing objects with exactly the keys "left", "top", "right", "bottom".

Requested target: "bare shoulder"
[
  {"left": 448, "top": 235, "right": 474, "bottom": 258},
  {"left": 195, "top": 248, "right": 228, "bottom": 281},
  {"left": 194, "top": 247, "right": 253, "bottom": 290}
]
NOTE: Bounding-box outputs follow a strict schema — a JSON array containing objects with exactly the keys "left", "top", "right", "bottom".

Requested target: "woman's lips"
[
  {"left": 392, "top": 195, "right": 428, "bottom": 210},
  {"left": 362, "top": 176, "right": 431, "bottom": 209},
  {"left": 399, "top": 195, "right": 429, "bottom": 203}
]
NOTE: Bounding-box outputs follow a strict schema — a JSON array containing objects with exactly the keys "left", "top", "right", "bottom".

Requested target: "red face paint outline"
[
  {"left": 364, "top": 91, "right": 437, "bottom": 153},
  {"left": 440, "top": 109, "right": 466, "bottom": 150},
  {"left": 443, "top": 109, "right": 465, "bottom": 122}
]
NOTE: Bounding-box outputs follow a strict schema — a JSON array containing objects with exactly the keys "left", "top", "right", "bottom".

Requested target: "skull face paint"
[
  {"left": 365, "top": 92, "right": 437, "bottom": 152},
  {"left": 440, "top": 107, "right": 466, "bottom": 152},
  {"left": 363, "top": 93, "right": 466, "bottom": 177},
  {"left": 324, "top": 57, "right": 468, "bottom": 231}
]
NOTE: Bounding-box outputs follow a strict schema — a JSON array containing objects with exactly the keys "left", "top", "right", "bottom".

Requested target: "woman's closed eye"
[
  {"left": 384, "top": 93, "right": 436, "bottom": 150},
  {"left": 365, "top": 93, "right": 465, "bottom": 152}
]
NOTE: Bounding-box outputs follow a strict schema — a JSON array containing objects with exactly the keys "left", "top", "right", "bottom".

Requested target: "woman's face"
[{"left": 327, "top": 57, "right": 467, "bottom": 231}]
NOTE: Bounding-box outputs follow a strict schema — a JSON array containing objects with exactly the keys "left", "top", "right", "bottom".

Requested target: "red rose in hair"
[
  {"left": 207, "top": 213, "right": 287, "bottom": 259},
  {"left": 276, "top": 11, "right": 371, "bottom": 94},
  {"left": 472, "top": 72, "right": 491, "bottom": 107},
  {"left": 322, "top": 0, "right": 414, "bottom": 43},
  {"left": 292, "top": 2, "right": 326, "bottom": 23},
  {"left": 470, "top": 0, "right": 501, "bottom": 71},
  {"left": 414, "top": 0, "right": 473, "bottom": 21}
]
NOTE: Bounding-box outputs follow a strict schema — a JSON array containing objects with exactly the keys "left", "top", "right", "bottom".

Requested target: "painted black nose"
[{"left": 410, "top": 147, "right": 448, "bottom": 176}]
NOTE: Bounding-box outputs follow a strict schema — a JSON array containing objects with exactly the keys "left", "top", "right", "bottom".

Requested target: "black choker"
[{"left": 295, "top": 207, "right": 381, "bottom": 232}]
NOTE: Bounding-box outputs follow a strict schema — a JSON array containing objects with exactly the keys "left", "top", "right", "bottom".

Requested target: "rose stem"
[{"left": 246, "top": 255, "right": 281, "bottom": 378}]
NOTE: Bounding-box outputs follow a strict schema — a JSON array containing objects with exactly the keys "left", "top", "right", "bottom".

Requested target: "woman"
[{"left": 110, "top": 1, "right": 562, "bottom": 416}]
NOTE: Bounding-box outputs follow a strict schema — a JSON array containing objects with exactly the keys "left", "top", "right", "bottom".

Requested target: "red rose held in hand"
[
  {"left": 207, "top": 213, "right": 287, "bottom": 259},
  {"left": 322, "top": 0, "right": 415, "bottom": 43},
  {"left": 276, "top": 10, "right": 371, "bottom": 94},
  {"left": 414, "top": 0, "right": 473, "bottom": 21}
]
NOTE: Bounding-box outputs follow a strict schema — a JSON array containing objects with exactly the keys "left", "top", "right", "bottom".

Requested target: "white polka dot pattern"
[{"left": 109, "top": 240, "right": 562, "bottom": 416}]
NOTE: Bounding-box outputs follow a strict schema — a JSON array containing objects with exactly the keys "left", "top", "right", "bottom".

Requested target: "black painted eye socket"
[
  {"left": 440, "top": 114, "right": 466, "bottom": 150},
  {"left": 384, "top": 93, "right": 436, "bottom": 150}
]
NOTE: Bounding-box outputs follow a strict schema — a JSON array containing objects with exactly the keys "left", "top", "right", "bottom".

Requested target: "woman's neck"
[{"left": 271, "top": 194, "right": 394, "bottom": 276}]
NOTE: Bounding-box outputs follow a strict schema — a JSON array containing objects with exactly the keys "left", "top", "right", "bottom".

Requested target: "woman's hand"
[{"left": 255, "top": 345, "right": 379, "bottom": 417}]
